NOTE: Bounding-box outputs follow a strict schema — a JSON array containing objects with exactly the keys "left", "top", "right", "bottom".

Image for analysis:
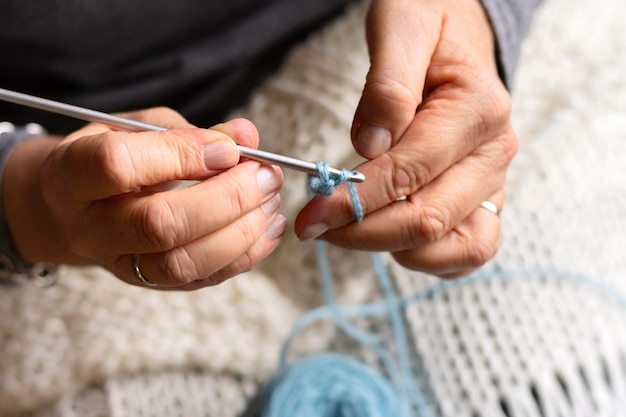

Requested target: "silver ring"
[
  {"left": 480, "top": 200, "right": 500, "bottom": 216},
  {"left": 132, "top": 254, "right": 157, "bottom": 286}
]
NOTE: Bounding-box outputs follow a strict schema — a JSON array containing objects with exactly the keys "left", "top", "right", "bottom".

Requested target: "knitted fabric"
[{"left": 2, "top": 0, "right": 626, "bottom": 415}]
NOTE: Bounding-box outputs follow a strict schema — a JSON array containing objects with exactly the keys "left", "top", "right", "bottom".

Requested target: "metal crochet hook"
[{"left": 0, "top": 88, "right": 365, "bottom": 183}]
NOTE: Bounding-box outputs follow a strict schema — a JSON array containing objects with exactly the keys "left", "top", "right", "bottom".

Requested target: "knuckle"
[
  {"left": 136, "top": 199, "right": 180, "bottom": 251},
  {"left": 406, "top": 204, "right": 448, "bottom": 245},
  {"left": 465, "top": 236, "right": 499, "bottom": 268},
  {"left": 382, "top": 153, "right": 430, "bottom": 199},
  {"left": 236, "top": 254, "right": 255, "bottom": 274},
  {"left": 213, "top": 167, "right": 258, "bottom": 217},
  {"left": 365, "top": 74, "right": 419, "bottom": 111},
  {"left": 498, "top": 131, "right": 519, "bottom": 166},
  {"left": 464, "top": 71, "right": 513, "bottom": 138},
  {"left": 480, "top": 84, "right": 513, "bottom": 128},
  {"left": 221, "top": 176, "right": 250, "bottom": 219},
  {"left": 92, "top": 133, "right": 137, "bottom": 192},
  {"left": 235, "top": 215, "right": 262, "bottom": 246},
  {"left": 123, "top": 106, "right": 184, "bottom": 125},
  {"left": 160, "top": 249, "right": 196, "bottom": 286},
  {"left": 204, "top": 271, "right": 229, "bottom": 287},
  {"left": 231, "top": 252, "right": 256, "bottom": 275},
  {"left": 202, "top": 252, "right": 257, "bottom": 287}
]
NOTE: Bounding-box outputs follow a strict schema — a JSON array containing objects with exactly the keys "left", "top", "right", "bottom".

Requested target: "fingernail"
[
  {"left": 257, "top": 166, "right": 282, "bottom": 195},
  {"left": 204, "top": 141, "right": 237, "bottom": 169},
  {"left": 266, "top": 215, "right": 287, "bottom": 239},
  {"left": 261, "top": 194, "right": 281, "bottom": 216},
  {"left": 356, "top": 123, "right": 392, "bottom": 159},
  {"left": 298, "top": 223, "right": 329, "bottom": 241}
]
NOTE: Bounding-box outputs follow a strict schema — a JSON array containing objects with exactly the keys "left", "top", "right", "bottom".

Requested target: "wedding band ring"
[
  {"left": 480, "top": 200, "right": 500, "bottom": 216},
  {"left": 132, "top": 254, "right": 157, "bottom": 286}
]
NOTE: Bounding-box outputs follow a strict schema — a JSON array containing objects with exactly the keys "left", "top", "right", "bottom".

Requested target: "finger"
[
  {"left": 352, "top": 0, "right": 441, "bottom": 159},
  {"left": 115, "top": 200, "right": 286, "bottom": 288},
  {"left": 210, "top": 117, "right": 260, "bottom": 149},
  {"left": 79, "top": 162, "right": 283, "bottom": 257},
  {"left": 162, "top": 214, "right": 288, "bottom": 291},
  {"left": 67, "top": 107, "right": 259, "bottom": 149},
  {"left": 317, "top": 138, "right": 513, "bottom": 251},
  {"left": 116, "top": 106, "right": 196, "bottom": 129},
  {"left": 122, "top": 109, "right": 261, "bottom": 150},
  {"left": 63, "top": 107, "right": 197, "bottom": 142},
  {"left": 391, "top": 191, "right": 504, "bottom": 278},
  {"left": 296, "top": 93, "right": 515, "bottom": 241},
  {"left": 45, "top": 127, "right": 242, "bottom": 201}
]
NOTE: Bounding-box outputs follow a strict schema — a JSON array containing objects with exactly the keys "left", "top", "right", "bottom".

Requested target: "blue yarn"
[
  {"left": 260, "top": 161, "right": 432, "bottom": 417},
  {"left": 264, "top": 354, "right": 403, "bottom": 417},
  {"left": 308, "top": 161, "right": 364, "bottom": 222},
  {"left": 308, "top": 161, "right": 349, "bottom": 197},
  {"left": 260, "top": 161, "right": 626, "bottom": 417},
  {"left": 269, "top": 266, "right": 626, "bottom": 417}
]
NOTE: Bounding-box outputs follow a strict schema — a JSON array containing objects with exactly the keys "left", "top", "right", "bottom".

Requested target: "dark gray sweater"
[
  {"left": 0, "top": 0, "right": 542, "bottom": 133},
  {"left": 0, "top": 0, "right": 543, "bottom": 273}
]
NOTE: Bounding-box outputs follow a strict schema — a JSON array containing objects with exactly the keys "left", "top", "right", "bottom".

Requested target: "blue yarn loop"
[{"left": 308, "top": 161, "right": 364, "bottom": 222}]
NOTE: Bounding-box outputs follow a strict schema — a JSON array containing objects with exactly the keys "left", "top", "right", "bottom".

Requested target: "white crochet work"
[
  {"left": 2, "top": 0, "right": 625, "bottom": 415},
  {"left": 391, "top": 0, "right": 626, "bottom": 414}
]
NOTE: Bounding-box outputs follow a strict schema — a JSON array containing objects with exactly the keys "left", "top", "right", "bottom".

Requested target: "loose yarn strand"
[
  {"left": 309, "top": 163, "right": 427, "bottom": 415},
  {"left": 262, "top": 162, "right": 432, "bottom": 417},
  {"left": 269, "top": 261, "right": 626, "bottom": 417},
  {"left": 315, "top": 238, "right": 380, "bottom": 347},
  {"left": 262, "top": 162, "right": 626, "bottom": 417},
  {"left": 371, "top": 252, "right": 434, "bottom": 416}
]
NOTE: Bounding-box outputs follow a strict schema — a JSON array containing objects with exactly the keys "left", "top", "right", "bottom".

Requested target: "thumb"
[{"left": 352, "top": 0, "right": 441, "bottom": 159}]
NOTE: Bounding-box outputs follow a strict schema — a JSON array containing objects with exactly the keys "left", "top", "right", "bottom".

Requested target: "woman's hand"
[
  {"left": 3, "top": 108, "right": 286, "bottom": 289},
  {"left": 295, "top": 0, "right": 517, "bottom": 278}
]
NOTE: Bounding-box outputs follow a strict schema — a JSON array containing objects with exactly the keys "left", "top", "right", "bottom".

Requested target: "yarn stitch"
[{"left": 308, "top": 161, "right": 364, "bottom": 221}]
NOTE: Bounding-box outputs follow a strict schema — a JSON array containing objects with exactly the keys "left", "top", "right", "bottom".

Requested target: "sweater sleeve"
[
  {"left": 480, "top": 0, "right": 545, "bottom": 87},
  {"left": 0, "top": 124, "right": 44, "bottom": 281}
]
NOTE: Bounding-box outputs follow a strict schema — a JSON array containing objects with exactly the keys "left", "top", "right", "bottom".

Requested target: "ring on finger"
[
  {"left": 480, "top": 200, "right": 500, "bottom": 216},
  {"left": 132, "top": 254, "right": 157, "bottom": 286}
]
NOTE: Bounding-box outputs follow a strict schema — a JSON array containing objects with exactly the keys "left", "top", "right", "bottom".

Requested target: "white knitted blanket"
[{"left": 2, "top": 0, "right": 626, "bottom": 416}]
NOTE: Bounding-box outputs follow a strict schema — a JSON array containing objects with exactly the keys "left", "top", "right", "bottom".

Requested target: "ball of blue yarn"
[{"left": 263, "top": 354, "right": 402, "bottom": 417}]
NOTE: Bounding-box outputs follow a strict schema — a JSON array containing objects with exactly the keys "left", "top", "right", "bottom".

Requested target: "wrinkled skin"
[
  {"left": 296, "top": 0, "right": 518, "bottom": 278},
  {"left": 4, "top": 110, "right": 286, "bottom": 289}
]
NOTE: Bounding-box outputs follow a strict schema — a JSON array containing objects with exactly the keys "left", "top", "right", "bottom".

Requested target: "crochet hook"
[{"left": 0, "top": 88, "right": 365, "bottom": 183}]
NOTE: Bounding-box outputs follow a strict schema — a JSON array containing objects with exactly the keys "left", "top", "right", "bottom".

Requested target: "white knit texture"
[
  {"left": 2, "top": 0, "right": 626, "bottom": 415},
  {"left": 391, "top": 0, "right": 626, "bottom": 415}
]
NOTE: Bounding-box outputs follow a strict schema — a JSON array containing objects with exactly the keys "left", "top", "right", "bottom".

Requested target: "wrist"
[
  {"left": 0, "top": 124, "right": 61, "bottom": 285},
  {"left": 2, "top": 135, "right": 87, "bottom": 284}
]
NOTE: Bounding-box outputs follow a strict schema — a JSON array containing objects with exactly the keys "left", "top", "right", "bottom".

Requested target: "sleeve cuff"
[
  {"left": 0, "top": 123, "right": 57, "bottom": 286},
  {"left": 480, "top": 0, "right": 545, "bottom": 88}
]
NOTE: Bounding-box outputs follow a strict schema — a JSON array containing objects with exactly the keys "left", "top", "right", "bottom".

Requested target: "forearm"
[{"left": 480, "top": 0, "right": 545, "bottom": 87}]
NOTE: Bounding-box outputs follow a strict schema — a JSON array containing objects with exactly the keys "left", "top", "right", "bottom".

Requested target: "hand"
[
  {"left": 3, "top": 108, "right": 286, "bottom": 289},
  {"left": 295, "top": 0, "right": 517, "bottom": 278}
]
